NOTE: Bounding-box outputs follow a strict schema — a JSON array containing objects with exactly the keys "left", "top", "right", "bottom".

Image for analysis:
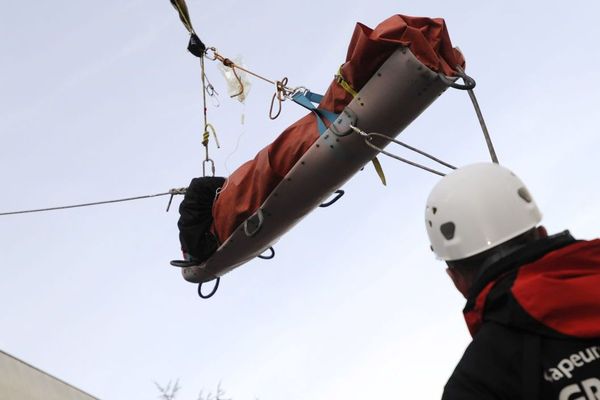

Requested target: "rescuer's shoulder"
[{"left": 442, "top": 323, "right": 523, "bottom": 400}]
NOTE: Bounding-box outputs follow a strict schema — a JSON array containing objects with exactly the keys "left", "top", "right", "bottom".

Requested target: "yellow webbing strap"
[
  {"left": 336, "top": 66, "right": 386, "bottom": 186},
  {"left": 371, "top": 156, "right": 387, "bottom": 186},
  {"left": 335, "top": 66, "right": 359, "bottom": 98}
]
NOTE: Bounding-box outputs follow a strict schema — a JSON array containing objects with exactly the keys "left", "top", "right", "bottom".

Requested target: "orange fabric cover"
[{"left": 212, "top": 14, "right": 465, "bottom": 242}]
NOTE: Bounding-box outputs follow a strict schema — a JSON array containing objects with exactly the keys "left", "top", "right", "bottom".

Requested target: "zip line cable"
[{"left": 0, "top": 188, "right": 187, "bottom": 217}]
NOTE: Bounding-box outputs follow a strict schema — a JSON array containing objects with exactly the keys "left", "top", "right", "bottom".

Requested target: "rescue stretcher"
[{"left": 170, "top": 15, "right": 471, "bottom": 295}]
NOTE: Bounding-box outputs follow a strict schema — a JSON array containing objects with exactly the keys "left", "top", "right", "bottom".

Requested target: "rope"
[
  {"left": 269, "top": 77, "right": 289, "bottom": 119},
  {"left": 199, "top": 55, "right": 218, "bottom": 176},
  {"left": 443, "top": 66, "right": 498, "bottom": 163},
  {"left": 207, "top": 48, "right": 277, "bottom": 86},
  {"left": 455, "top": 66, "right": 499, "bottom": 164},
  {"left": 201, "top": 56, "right": 209, "bottom": 143},
  {"left": 349, "top": 125, "right": 456, "bottom": 177},
  {"left": 0, "top": 188, "right": 187, "bottom": 217},
  {"left": 205, "top": 47, "right": 301, "bottom": 116}
]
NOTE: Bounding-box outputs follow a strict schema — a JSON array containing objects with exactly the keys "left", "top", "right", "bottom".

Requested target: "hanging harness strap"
[
  {"left": 170, "top": 0, "right": 206, "bottom": 57},
  {"left": 291, "top": 91, "right": 338, "bottom": 135}
]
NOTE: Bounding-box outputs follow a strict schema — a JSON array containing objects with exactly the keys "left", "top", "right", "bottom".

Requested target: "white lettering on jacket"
[
  {"left": 559, "top": 377, "right": 600, "bottom": 400},
  {"left": 545, "top": 346, "right": 600, "bottom": 383}
]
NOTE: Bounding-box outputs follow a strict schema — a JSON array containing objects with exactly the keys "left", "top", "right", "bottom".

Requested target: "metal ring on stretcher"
[
  {"left": 257, "top": 247, "right": 275, "bottom": 260},
  {"left": 244, "top": 209, "right": 264, "bottom": 237},
  {"left": 198, "top": 277, "right": 220, "bottom": 298},
  {"left": 438, "top": 68, "right": 476, "bottom": 90},
  {"left": 319, "top": 190, "right": 345, "bottom": 208}
]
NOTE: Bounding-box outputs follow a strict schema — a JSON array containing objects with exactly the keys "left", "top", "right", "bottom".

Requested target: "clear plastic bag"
[{"left": 218, "top": 56, "right": 251, "bottom": 103}]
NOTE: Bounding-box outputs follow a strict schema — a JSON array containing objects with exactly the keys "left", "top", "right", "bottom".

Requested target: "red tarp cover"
[{"left": 212, "top": 14, "right": 465, "bottom": 242}]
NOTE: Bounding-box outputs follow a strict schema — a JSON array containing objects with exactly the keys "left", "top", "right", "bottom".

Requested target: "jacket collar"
[{"left": 464, "top": 231, "right": 576, "bottom": 313}]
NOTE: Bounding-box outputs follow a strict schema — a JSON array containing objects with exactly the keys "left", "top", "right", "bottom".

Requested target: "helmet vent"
[
  {"left": 440, "top": 222, "right": 455, "bottom": 240},
  {"left": 517, "top": 187, "right": 532, "bottom": 203},
  {"left": 432, "top": 207, "right": 438, "bottom": 215}
]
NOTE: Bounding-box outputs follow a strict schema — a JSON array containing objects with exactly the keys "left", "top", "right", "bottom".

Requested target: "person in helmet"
[{"left": 425, "top": 162, "right": 600, "bottom": 399}]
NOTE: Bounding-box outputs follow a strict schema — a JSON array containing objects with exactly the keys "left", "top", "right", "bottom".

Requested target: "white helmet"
[{"left": 425, "top": 163, "right": 542, "bottom": 261}]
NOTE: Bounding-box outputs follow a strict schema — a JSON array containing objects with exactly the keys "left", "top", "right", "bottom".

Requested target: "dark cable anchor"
[
  {"left": 257, "top": 247, "right": 275, "bottom": 260},
  {"left": 166, "top": 187, "right": 187, "bottom": 212},
  {"left": 319, "top": 190, "right": 345, "bottom": 208},
  {"left": 198, "top": 277, "right": 220, "bottom": 299},
  {"left": 187, "top": 33, "right": 206, "bottom": 58},
  {"left": 169, "top": 0, "right": 206, "bottom": 57}
]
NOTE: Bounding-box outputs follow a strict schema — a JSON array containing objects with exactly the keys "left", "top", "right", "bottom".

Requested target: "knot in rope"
[
  {"left": 168, "top": 187, "right": 188, "bottom": 196},
  {"left": 213, "top": 54, "right": 244, "bottom": 98},
  {"left": 269, "top": 77, "right": 290, "bottom": 120}
]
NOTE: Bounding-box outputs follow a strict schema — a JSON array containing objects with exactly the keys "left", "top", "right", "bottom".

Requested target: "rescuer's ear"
[
  {"left": 537, "top": 225, "right": 548, "bottom": 239},
  {"left": 446, "top": 267, "right": 470, "bottom": 299}
]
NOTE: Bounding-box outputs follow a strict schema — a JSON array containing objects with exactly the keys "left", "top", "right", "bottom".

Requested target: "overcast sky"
[{"left": 1, "top": 1, "right": 599, "bottom": 399}]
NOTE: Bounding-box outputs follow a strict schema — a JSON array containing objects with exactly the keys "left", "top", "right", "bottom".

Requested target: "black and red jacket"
[{"left": 442, "top": 231, "right": 600, "bottom": 400}]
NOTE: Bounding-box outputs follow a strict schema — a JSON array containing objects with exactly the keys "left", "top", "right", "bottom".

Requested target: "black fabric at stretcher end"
[{"left": 177, "top": 176, "right": 226, "bottom": 262}]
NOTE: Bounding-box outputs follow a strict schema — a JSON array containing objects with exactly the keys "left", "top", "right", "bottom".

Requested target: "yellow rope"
[{"left": 205, "top": 123, "right": 220, "bottom": 148}]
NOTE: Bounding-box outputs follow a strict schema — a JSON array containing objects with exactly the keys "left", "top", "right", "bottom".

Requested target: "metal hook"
[{"left": 205, "top": 47, "right": 218, "bottom": 61}]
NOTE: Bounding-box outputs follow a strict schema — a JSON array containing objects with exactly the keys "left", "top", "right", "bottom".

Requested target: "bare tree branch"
[{"left": 154, "top": 379, "right": 181, "bottom": 400}]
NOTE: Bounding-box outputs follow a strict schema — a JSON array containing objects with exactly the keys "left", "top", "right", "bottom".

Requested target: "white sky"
[{"left": 1, "top": 1, "right": 599, "bottom": 399}]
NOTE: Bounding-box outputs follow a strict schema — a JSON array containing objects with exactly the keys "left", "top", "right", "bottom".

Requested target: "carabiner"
[{"left": 202, "top": 158, "right": 215, "bottom": 177}]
